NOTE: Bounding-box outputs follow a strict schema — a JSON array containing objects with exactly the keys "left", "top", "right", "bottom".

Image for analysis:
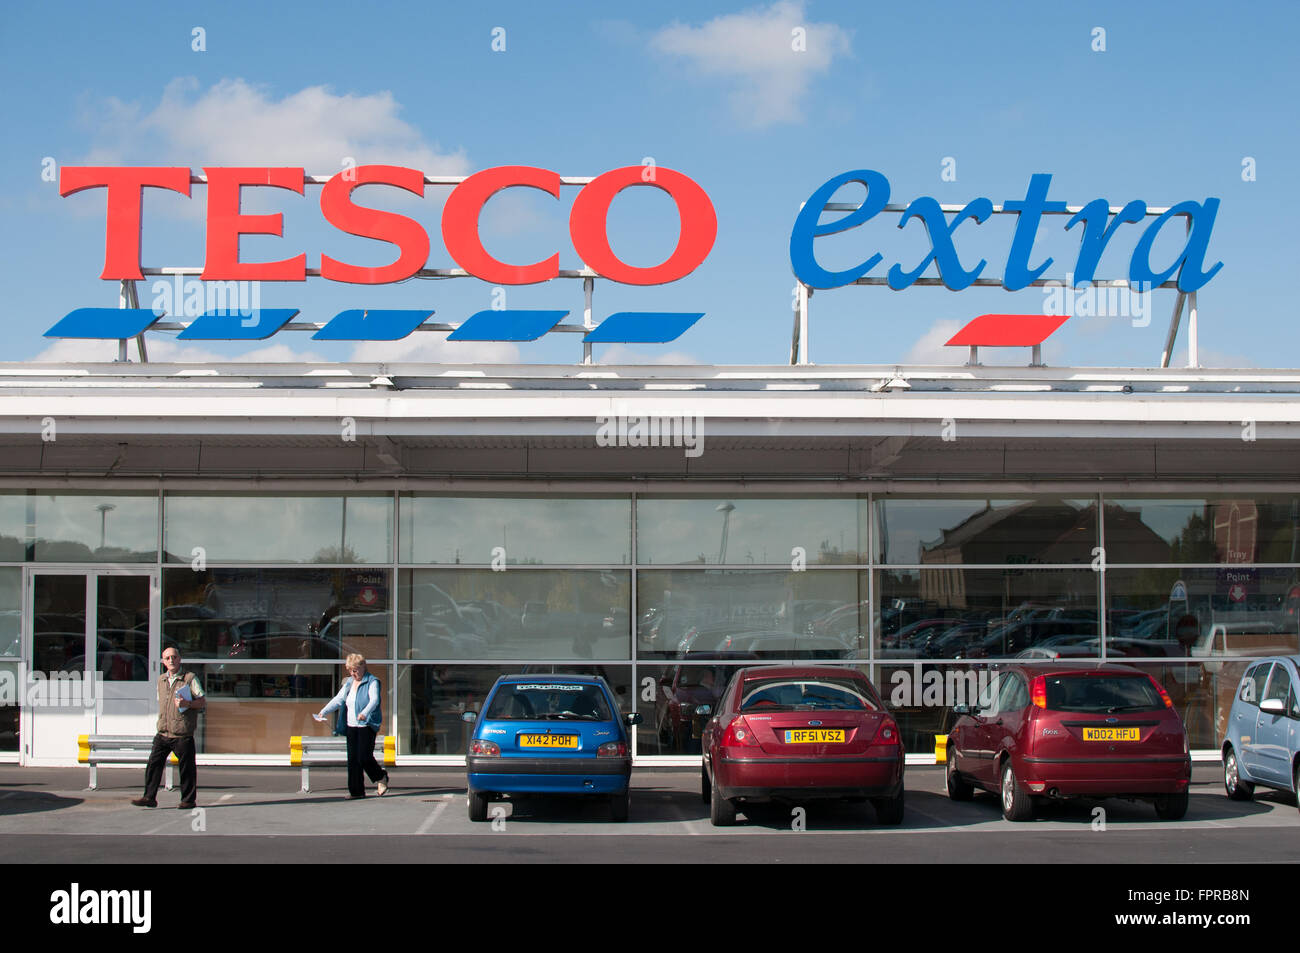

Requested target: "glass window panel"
[
  {"left": 0, "top": 568, "right": 19, "bottom": 656},
  {"left": 96, "top": 576, "right": 150, "bottom": 682},
  {"left": 0, "top": 495, "right": 23, "bottom": 561},
  {"left": 1105, "top": 567, "right": 1300, "bottom": 659},
  {"left": 636, "top": 496, "right": 862, "bottom": 565},
  {"left": 1121, "top": 661, "right": 1247, "bottom": 750},
  {"left": 163, "top": 568, "right": 391, "bottom": 660},
  {"left": 32, "top": 493, "right": 157, "bottom": 562},
  {"left": 863, "top": 663, "right": 996, "bottom": 753},
  {"left": 397, "top": 664, "right": 631, "bottom": 755},
  {"left": 1105, "top": 496, "right": 1300, "bottom": 564},
  {"left": 399, "top": 495, "right": 629, "bottom": 565},
  {"left": 636, "top": 569, "right": 863, "bottom": 660},
  {"left": 636, "top": 662, "right": 749, "bottom": 755},
  {"left": 0, "top": 662, "right": 16, "bottom": 751},
  {"left": 398, "top": 569, "right": 630, "bottom": 661},
  {"left": 164, "top": 494, "right": 392, "bottom": 564},
  {"left": 187, "top": 662, "right": 390, "bottom": 756},
  {"left": 876, "top": 568, "right": 1100, "bottom": 659},
  {"left": 33, "top": 574, "right": 86, "bottom": 674},
  {"left": 875, "top": 497, "right": 1098, "bottom": 565}
]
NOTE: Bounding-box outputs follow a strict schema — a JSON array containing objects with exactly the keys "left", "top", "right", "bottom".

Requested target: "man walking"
[{"left": 132, "top": 648, "right": 205, "bottom": 809}]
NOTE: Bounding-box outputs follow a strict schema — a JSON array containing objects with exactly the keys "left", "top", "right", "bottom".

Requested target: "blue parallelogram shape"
[
  {"left": 177, "top": 309, "right": 301, "bottom": 340},
  {"left": 44, "top": 308, "right": 162, "bottom": 339},
  {"left": 448, "top": 310, "right": 570, "bottom": 342},
  {"left": 312, "top": 309, "right": 434, "bottom": 341},
  {"left": 583, "top": 312, "right": 704, "bottom": 343}
]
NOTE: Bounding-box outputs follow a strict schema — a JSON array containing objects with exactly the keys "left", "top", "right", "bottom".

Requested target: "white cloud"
[
  {"left": 348, "top": 337, "right": 520, "bottom": 364},
  {"left": 595, "top": 345, "right": 701, "bottom": 365},
  {"left": 30, "top": 337, "right": 330, "bottom": 364},
  {"left": 903, "top": 319, "right": 966, "bottom": 364},
  {"left": 82, "top": 77, "right": 469, "bottom": 174},
  {"left": 649, "top": 1, "right": 851, "bottom": 126}
]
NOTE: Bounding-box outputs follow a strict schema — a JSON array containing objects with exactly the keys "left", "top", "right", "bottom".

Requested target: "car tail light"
[
  {"left": 1030, "top": 675, "right": 1047, "bottom": 708},
  {"left": 871, "top": 717, "right": 901, "bottom": 746},
  {"left": 597, "top": 741, "right": 627, "bottom": 757},
  {"left": 1147, "top": 675, "right": 1175, "bottom": 709},
  {"left": 721, "top": 717, "right": 759, "bottom": 747},
  {"left": 470, "top": 739, "right": 500, "bottom": 757}
]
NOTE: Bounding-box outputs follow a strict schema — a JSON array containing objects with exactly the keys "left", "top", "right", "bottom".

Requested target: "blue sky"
[{"left": 2, "top": 0, "right": 1297, "bottom": 368}]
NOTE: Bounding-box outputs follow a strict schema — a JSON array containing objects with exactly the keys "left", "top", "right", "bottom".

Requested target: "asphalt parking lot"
[{"left": 1, "top": 762, "right": 1296, "bottom": 863}]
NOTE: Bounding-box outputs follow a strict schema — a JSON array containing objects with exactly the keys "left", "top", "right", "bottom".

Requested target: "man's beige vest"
[{"left": 157, "top": 671, "right": 199, "bottom": 738}]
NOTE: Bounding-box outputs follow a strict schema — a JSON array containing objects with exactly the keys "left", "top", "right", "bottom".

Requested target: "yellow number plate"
[
  {"left": 784, "top": 729, "right": 846, "bottom": 744},
  {"left": 519, "top": 734, "right": 579, "bottom": 748},
  {"left": 1081, "top": 727, "right": 1141, "bottom": 742}
]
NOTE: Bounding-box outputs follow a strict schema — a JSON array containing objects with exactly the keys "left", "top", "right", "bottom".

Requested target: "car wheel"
[
  {"left": 700, "top": 764, "right": 711, "bottom": 805},
  {"left": 1154, "top": 791, "right": 1189, "bottom": 820},
  {"left": 468, "top": 789, "right": 489, "bottom": 822},
  {"left": 1000, "top": 762, "right": 1034, "bottom": 822},
  {"left": 709, "top": 775, "right": 736, "bottom": 826},
  {"left": 1223, "top": 748, "right": 1254, "bottom": 801},
  {"left": 610, "top": 789, "right": 629, "bottom": 823},
  {"left": 873, "top": 789, "right": 905, "bottom": 825},
  {"left": 946, "top": 756, "right": 974, "bottom": 801}
]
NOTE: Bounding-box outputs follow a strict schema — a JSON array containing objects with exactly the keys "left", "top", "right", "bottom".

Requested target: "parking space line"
[{"left": 416, "top": 799, "right": 450, "bottom": 834}]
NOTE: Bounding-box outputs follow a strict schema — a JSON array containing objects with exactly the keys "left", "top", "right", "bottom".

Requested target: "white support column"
[
  {"left": 116, "top": 280, "right": 132, "bottom": 362},
  {"left": 1160, "top": 291, "right": 1187, "bottom": 368},
  {"left": 582, "top": 276, "right": 594, "bottom": 365},
  {"left": 796, "top": 282, "right": 810, "bottom": 365},
  {"left": 1187, "top": 290, "right": 1199, "bottom": 368}
]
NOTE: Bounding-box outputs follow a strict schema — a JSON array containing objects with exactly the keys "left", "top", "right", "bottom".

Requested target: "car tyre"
[
  {"left": 873, "top": 789, "right": 905, "bottom": 825},
  {"left": 1154, "top": 791, "right": 1189, "bottom": 820},
  {"left": 1223, "top": 748, "right": 1254, "bottom": 801},
  {"left": 946, "top": 756, "right": 974, "bottom": 801},
  {"left": 468, "top": 789, "right": 489, "bottom": 822},
  {"left": 1000, "top": 762, "right": 1034, "bottom": 822},
  {"left": 700, "top": 764, "right": 711, "bottom": 805},
  {"left": 610, "top": 789, "right": 629, "bottom": 823},
  {"left": 709, "top": 775, "right": 736, "bottom": 826}
]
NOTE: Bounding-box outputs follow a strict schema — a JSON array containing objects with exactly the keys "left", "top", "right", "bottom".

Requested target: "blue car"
[
  {"left": 464, "top": 674, "right": 642, "bottom": 822},
  {"left": 1222, "top": 655, "right": 1300, "bottom": 809}
]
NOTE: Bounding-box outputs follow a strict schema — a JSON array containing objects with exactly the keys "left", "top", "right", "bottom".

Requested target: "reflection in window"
[
  {"left": 398, "top": 570, "right": 630, "bottom": 661},
  {"left": 162, "top": 568, "right": 391, "bottom": 660},
  {"left": 164, "top": 495, "right": 392, "bottom": 564},
  {"left": 30, "top": 493, "right": 158, "bottom": 562},
  {"left": 876, "top": 498, "right": 1098, "bottom": 565},
  {"left": 637, "top": 569, "right": 863, "bottom": 659},
  {"left": 400, "top": 495, "right": 629, "bottom": 565},
  {"left": 1105, "top": 497, "right": 1300, "bottom": 564},
  {"left": 637, "top": 497, "right": 863, "bottom": 565}
]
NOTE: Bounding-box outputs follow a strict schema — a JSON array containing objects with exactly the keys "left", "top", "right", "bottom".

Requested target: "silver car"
[{"left": 1222, "top": 655, "right": 1300, "bottom": 810}]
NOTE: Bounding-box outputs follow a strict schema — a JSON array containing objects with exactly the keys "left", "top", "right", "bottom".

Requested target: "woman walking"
[{"left": 316, "top": 654, "right": 389, "bottom": 798}]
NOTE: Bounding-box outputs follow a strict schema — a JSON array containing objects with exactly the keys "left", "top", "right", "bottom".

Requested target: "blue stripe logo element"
[
  {"left": 448, "top": 310, "right": 570, "bottom": 342},
  {"left": 583, "top": 312, "right": 704, "bottom": 343},
  {"left": 44, "top": 309, "right": 161, "bottom": 339},
  {"left": 312, "top": 309, "right": 434, "bottom": 341},
  {"left": 176, "top": 309, "right": 301, "bottom": 340}
]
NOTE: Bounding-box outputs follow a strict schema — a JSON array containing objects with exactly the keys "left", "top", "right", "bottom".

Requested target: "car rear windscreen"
[
  {"left": 1044, "top": 675, "right": 1164, "bottom": 713},
  {"left": 739, "top": 678, "right": 879, "bottom": 712},
  {"left": 485, "top": 683, "right": 613, "bottom": 721}
]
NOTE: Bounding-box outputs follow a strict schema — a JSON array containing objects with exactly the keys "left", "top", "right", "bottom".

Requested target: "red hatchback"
[
  {"left": 699, "top": 666, "right": 905, "bottom": 826},
  {"left": 945, "top": 664, "right": 1191, "bottom": 821}
]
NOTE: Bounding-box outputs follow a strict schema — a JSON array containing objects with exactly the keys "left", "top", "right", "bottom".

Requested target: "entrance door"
[{"left": 24, "top": 569, "right": 159, "bottom": 764}]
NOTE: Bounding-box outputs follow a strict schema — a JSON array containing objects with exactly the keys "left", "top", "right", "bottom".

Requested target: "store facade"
[{"left": 2, "top": 361, "right": 1298, "bottom": 766}]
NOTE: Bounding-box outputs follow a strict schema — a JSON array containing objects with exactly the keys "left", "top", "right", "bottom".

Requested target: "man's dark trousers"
[{"left": 143, "top": 733, "right": 197, "bottom": 803}]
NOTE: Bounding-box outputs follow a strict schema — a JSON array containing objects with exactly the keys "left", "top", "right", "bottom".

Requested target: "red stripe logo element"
[{"left": 945, "top": 314, "right": 1068, "bottom": 347}]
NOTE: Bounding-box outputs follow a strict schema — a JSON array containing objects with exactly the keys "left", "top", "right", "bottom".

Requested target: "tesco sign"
[{"left": 60, "top": 164, "right": 718, "bottom": 286}]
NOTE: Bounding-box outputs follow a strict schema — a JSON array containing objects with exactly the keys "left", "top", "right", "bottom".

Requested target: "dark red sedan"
[
  {"left": 699, "top": 666, "right": 905, "bottom": 826},
  {"left": 945, "top": 663, "right": 1191, "bottom": 821}
]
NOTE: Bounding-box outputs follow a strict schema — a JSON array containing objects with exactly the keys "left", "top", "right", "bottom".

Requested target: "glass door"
[{"left": 24, "top": 568, "right": 159, "bottom": 763}]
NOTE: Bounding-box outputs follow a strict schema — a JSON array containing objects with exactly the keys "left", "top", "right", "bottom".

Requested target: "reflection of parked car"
[
  {"left": 946, "top": 663, "right": 1191, "bottom": 821},
  {"left": 1222, "top": 656, "right": 1300, "bottom": 809},
  {"left": 1193, "top": 622, "right": 1294, "bottom": 670},
  {"left": 656, "top": 663, "right": 728, "bottom": 752},
  {"left": 464, "top": 673, "right": 642, "bottom": 822},
  {"left": 700, "top": 665, "right": 904, "bottom": 826}
]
